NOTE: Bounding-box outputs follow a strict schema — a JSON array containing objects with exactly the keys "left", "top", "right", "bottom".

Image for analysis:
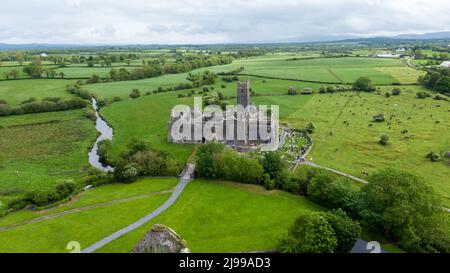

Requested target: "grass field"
[
  {"left": 0, "top": 178, "right": 176, "bottom": 252},
  {"left": 99, "top": 92, "right": 194, "bottom": 163},
  {"left": 0, "top": 79, "right": 76, "bottom": 105},
  {"left": 55, "top": 66, "right": 133, "bottom": 78},
  {"left": 96, "top": 179, "right": 323, "bottom": 253},
  {"left": 0, "top": 110, "right": 96, "bottom": 204},
  {"left": 229, "top": 56, "right": 423, "bottom": 85},
  {"left": 254, "top": 87, "right": 450, "bottom": 206}
]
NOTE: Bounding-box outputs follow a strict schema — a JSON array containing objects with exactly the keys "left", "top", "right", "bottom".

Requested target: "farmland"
[{"left": 0, "top": 46, "right": 449, "bottom": 253}]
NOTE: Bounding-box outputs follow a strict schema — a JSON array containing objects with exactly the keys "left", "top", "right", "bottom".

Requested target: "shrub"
[
  {"left": 416, "top": 91, "right": 430, "bottom": 99},
  {"left": 384, "top": 92, "right": 391, "bottom": 98},
  {"left": 372, "top": 113, "right": 385, "bottom": 122},
  {"left": 130, "top": 88, "right": 140, "bottom": 99},
  {"left": 83, "top": 107, "right": 96, "bottom": 121},
  {"left": 305, "top": 122, "right": 316, "bottom": 134},
  {"left": 426, "top": 152, "right": 441, "bottom": 162},
  {"left": 301, "top": 87, "right": 313, "bottom": 95},
  {"left": 391, "top": 88, "right": 401, "bottom": 96},
  {"left": 287, "top": 88, "right": 297, "bottom": 95},
  {"left": 379, "top": 134, "right": 389, "bottom": 145}
]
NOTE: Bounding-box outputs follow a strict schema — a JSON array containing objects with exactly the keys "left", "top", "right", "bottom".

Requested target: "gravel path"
[{"left": 81, "top": 163, "right": 195, "bottom": 253}]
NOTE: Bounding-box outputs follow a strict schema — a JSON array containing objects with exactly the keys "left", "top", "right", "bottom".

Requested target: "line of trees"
[{"left": 0, "top": 97, "right": 88, "bottom": 117}]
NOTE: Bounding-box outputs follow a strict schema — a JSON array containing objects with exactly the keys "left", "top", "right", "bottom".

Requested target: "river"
[{"left": 88, "top": 98, "right": 115, "bottom": 172}]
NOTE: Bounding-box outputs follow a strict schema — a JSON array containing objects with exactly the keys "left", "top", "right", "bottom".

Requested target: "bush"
[
  {"left": 372, "top": 113, "right": 385, "bottom": 122},
  {"left": 305, "top": 122, "right": 316, "bottom": 134},
  {"left": 416, "top": 91, "right": 430, "bottom": 99},
  {"left": 287, "top": 88, "right": 297, "bottom": 95},
  {"left": 130, "top": 88, "right": 140, "bottom": 99},
  {"left": 0, "top": 99, "right": 7, "bottom": 104},
  {"left": 391, "top": 88, "right": 401, "bottom": 96},
  {"left": 426, "top": 152, "right": 441, "bottom": 162},
  {"left": 379, "top": 134, "right": 389, "bottom": 145},
  {"left": 384, "top": 92, "right": 391, "bottom": 98},
  {"left": 83, "top": 107, "right": 96, "bottom": 121},
  {"left": 301, "top": 87, "right": 313, "bottom": 95}
]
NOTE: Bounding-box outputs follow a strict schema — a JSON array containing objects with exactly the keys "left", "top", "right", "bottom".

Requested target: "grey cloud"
[{"left": 0, "top": 0, "right": 449, "bottom": 44}]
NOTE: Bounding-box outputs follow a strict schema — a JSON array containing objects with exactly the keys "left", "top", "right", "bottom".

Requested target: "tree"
[
  {"left": 324, "top": 209, "right": 361, "bottom": 252},
  {"left": 435, "top": 76, "right": 450, "bottom": 94},
  {"left": 353, "top": 77, "right": 374, "bottom": 91},
  {"left": 278, "top": 212, "right": 337, "bottom": 253},
  {"left": 23, "top": 58, "right": 43, "bottom": 78},
  {"left": 358, "top": 169, "right": 450, "bottom": 252},
  {"left": 262, "top": 152, "right": 286, "bottom": 181},
  {"left": 379, "top": 134, "right": 389, "bottom": 145}
]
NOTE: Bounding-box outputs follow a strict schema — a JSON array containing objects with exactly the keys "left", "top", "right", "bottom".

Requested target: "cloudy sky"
[{"left": 0, "top": 0, "right": 449, "bottom": 44}]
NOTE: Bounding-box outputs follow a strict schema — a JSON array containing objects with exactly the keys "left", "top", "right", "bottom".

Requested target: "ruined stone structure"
[
  {"left": 132, "top": 224, "right": 190, "bottom": 253},
  {"left": 167, "top": 81, "right": 279, "bottom": 152}
]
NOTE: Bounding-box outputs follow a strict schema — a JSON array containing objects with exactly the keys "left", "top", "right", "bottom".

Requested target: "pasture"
[
  {"left": 0, "top": 110, "right": 96, "bottom": 203},
  {"left": 254, "top": 87, "right": 450, "bottom": 206},
  {"left": 0, "top": 178, "right": 176, "bottom": 252},
  {"left": 0, "top": 79, "right": 76, "bottom": 106}
]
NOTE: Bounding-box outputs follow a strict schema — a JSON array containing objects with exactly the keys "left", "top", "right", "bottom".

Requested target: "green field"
[
  {"left": 0, "top": 178, "right": 321, "bottom": 252},
  {"left": 0, "top": 110, "right": 96, "bottom": 203},
  {"left": 0, "top": 178, "right": 176, "bottom": 252},
  {"left": 98, "top": 179, "right": 324, "bottom": 253},
  {"left": 0, "top": 79, "right": 76, "bottom": 105},
  {"left": 254, "top": 87, "right": 450, "bottom": 206},
  {"left": 229, "top": 56, "right": 423, "bottom": 85}
]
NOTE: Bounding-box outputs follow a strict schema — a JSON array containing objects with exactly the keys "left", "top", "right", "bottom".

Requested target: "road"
[{"left": 81, "top": 163, "right": 195, "bottom": 253}]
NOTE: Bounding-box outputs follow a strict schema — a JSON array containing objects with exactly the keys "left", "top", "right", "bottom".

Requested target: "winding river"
[{"left": 88, "top": 98, "right": 115, "bottom": 172}]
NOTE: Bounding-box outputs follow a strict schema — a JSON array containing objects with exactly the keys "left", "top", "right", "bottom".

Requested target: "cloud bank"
[{"left": 0, "top": 0, "right": 449, "bottom": 44}]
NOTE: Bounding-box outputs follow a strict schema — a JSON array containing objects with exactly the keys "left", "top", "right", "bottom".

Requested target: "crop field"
[
  {"left": 0, "top": 79, "right": 76, "bottom": 105},
  {"left": 254, "top": 87, "right": 450, "bottom": 206},
  {"left": 0, "top": 110, "right": 96, "bottom": 203}
]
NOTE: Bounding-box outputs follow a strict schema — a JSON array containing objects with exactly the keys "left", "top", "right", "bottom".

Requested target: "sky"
[{"left": 0, "top": 0, "right": 449, "bottom": 44}]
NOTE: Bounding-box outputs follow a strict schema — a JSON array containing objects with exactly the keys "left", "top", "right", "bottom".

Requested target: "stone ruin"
[{"left": 132, "top": 224, "right": 190, "bottom": 253}]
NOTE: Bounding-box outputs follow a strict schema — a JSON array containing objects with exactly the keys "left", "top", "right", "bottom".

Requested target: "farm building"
[
  {"left": 440, "top": 61, "right": 450, "bottom": 68},
  {"left": 375, "top": 51, "right": 400, "bottom": 58},
  {"left": 395, "top": 48, "right": 405, "bottom": 52},
  {"left": 40, "top": 52, "right": 48, "bottom": 58}
]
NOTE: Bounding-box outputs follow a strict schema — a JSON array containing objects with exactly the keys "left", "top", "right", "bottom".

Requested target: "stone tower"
[{"left": 236, "top": 80, "right": 250, "bottom": 108}]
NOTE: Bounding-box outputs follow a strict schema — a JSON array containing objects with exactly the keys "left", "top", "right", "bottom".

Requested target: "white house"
[
  {"left": 440, "top": 61, "right": 450, "bottom": 68},
  {"left": 40, "top": 52, "right": 48, "bottom": 58},
  {"left": 395, "top": 48, "right": 405, "bottom": 52}
]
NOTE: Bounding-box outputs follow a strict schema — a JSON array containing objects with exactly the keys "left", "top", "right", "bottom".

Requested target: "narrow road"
[{"left": 81, "top": 163, "right": 195, "bottom": 253}]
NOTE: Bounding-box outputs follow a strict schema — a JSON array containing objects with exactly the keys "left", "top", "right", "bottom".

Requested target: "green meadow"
[
  {"left": 254, "top": 87, "right": 450, "bottom": 206},
  {"left": 0, "top": 79, "right": 76, "bottom": 105}
]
